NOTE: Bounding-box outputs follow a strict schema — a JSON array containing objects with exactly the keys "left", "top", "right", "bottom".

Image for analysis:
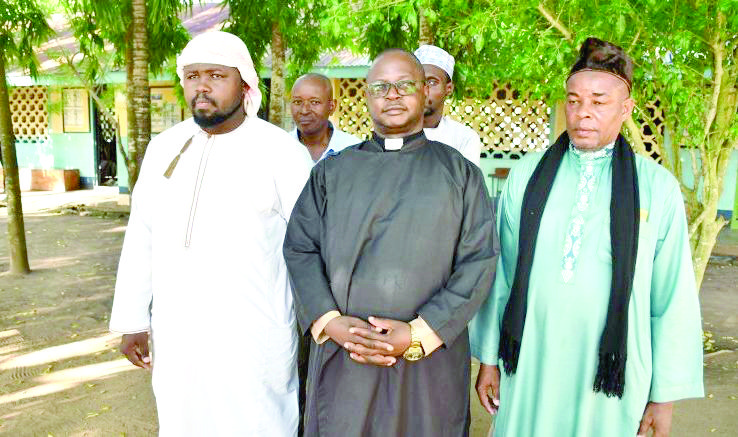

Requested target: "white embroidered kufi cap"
[
  {"left": 176, "top": 31, "right": 262, "bottom": 117},
  {"left": 414, "top": 45, "right": 455, "bottom": 80}
]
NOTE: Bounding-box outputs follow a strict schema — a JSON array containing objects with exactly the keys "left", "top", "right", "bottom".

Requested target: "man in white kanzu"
[
  {"left": 414, "top": 44, "right": 482, "bottom": 167},
  {"left": 109, "top": 31, "right": 313, "bottom": 436}
]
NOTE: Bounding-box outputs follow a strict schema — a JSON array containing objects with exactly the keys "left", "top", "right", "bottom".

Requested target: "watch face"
[{"left": 404, "top": 346, "right": 423, "bottom": 361}]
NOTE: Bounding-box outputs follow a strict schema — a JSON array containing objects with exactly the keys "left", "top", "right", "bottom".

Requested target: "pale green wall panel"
[
  {"left": 677, "top": 149, "right": 738, "bottom": 212},
  {"left": 14, "top": 140, "right": 55, "bottom": 169},
  {"left": 116, "top": 137, "right": 129, "bottom": 193},
  {"left": 48, "top": 132, "right": 97, "bottom": 179}
]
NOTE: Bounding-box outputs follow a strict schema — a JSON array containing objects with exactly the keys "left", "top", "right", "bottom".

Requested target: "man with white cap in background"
[
  {"left": 414, "top": 44, "right": 482, "bottom": 167},
  {"left": 109, "top": 31, "right": 313, "bottom": 436}
]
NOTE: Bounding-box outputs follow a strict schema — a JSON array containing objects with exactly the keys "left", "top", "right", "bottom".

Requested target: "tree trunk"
[
  {"left": 418, "top": 6, "right": 434, "bottom": 45},
  {"left": 0, "top": 54, "right": 30, "bottom": 275},
  {"left": 125, "top": 30, "right": 137, "bottom": 192},
  {"left": 269, "top": 21, "right": 286, "bottom": 128},
  {"left": 689, "top": 13, "right": 737, "bottom": 289},
  {"left": 690, "top": 146, "right": 728, "bottom": 288},
  {"left": 129, "top": 0, "right": 151, "bottom": 193}
]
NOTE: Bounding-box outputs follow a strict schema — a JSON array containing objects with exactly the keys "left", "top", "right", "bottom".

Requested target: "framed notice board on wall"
[
  {"left": 151, "top": 87, "right": 184, "bottom": 133},
  {"left": 62, "top": 88, "right": 90, "bottom": 133}
]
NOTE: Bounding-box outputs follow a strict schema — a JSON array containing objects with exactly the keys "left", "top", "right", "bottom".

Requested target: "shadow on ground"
[
  {"left": 0, "top": 212, "right": 737, "bottom": 436},
  {"left": 0, "top": 213, "right": 157, "bottom": 436}
]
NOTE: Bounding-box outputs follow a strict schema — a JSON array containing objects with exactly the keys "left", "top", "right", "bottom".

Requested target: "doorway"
[{"left": 93, "top": 91, "right": 117, "bottom": 187}]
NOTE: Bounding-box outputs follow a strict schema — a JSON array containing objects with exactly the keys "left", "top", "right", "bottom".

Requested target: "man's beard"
[{"left": 192, "top": 95, "right": 243, "bottom": 128}]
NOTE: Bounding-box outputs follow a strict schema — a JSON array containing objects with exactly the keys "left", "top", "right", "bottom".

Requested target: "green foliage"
[
  {"left": 432, "top": 0, "right": 738, "bottom": 147},
  {"left": 35, "top": 0, "right": 65, "bottom": 14},
  {"left": 60, "top": 0, "right": 191, "bottom": 83},
  {"left": 324, "top": 0, "right": 737, "bottom": 174},
  {"left": 321, "top": 0, "right": 423, "bottom": 57},
  {"left": 320, "top": 0, "right": 737, "bottom": 287},
  {"left": 449, "top": 0, "right": 737, "bottom": 287},
  {"left": 223, "top": 0, "right": 328, "bottom": 86},
  {"left": 0, "top": 0, "right": 54, "bottom": 77}
]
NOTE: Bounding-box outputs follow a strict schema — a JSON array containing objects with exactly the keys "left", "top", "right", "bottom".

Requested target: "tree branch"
[
  {"left": 714, "top": 145, "right": 732, "bottom": 202},
  {"left": 625, "top": 116, "right": 647, "bottom": 156},
  {"left": 536, "top": 3, "right": 573, "bottom": 42},
  {"left": 701, "top": 11, "right": 725, "bottom": 146},
  {"left": 688, "top": 208, "right": 709, "bottom": 240},
  {"left": 629, "top": 28, "right": 641, "bottom": 52},
  {"left": 688, "top": 146, "right": 701, "bottom": 198}
]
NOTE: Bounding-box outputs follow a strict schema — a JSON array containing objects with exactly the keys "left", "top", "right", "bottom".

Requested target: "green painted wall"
[
  {"left": 116, "top": 133, "right": 164, "bottom": 194},
  {"left": 678, "top": 149, "right": 738, "bottom": 213},
  {"left": 116, "top": 137, "right": 129, "bottom": 193},
  {"left": 14, "top": 140, "right": 56, "bottom": 169},
  {"left": 49, "top": 132, "right": 96, "bottom": 178},
  {"left": 13, "top": 88, "right": 98, "bottom": 187},
  {"left": 721, "top": 151, "right": 737, "bottom": 214},
  {"left": 14, "top": 133, "right": 97, "bottom": 186}
]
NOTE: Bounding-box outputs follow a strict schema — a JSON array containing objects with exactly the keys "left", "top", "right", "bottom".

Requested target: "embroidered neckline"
[{"left": 569, "top": 141, "right": 614, "bottom": 161}]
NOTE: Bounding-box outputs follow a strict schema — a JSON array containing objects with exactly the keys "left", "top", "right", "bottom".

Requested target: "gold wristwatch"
[{"left": 403, "top": 324, "right": 425, "bottom": 361}]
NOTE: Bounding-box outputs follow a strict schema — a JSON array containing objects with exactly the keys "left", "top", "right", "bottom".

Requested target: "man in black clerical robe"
[{"left": 283, "top": 48, "right": 498, "bottom": 437}]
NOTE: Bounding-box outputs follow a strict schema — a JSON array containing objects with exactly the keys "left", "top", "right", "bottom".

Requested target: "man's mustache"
[
  {"left": 191, "top": 94, "right": 216, "bottom": 107},
  {"left": 382, "top": 104, "right": 406, "bottom": 112}
]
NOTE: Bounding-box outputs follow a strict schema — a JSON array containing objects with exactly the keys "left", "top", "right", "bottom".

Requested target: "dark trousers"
[{"left": 297, "top": 331, "right": 311, "bottom": 436}]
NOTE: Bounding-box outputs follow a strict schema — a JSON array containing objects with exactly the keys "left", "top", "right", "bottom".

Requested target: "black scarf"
[{"left": 498, "top": 132, "right": 639, "bottom": 398}]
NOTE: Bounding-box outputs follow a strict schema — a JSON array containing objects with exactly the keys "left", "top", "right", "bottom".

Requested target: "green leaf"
[
  {"left": 474, "top": 34, "right": 485, "bottom": 53},
  {"left": 616, "top": 14, "right": 625, "bottom": 37}
]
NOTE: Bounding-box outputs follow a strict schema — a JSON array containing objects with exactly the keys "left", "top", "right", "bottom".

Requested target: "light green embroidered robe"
[{"left": 470, "top": 148, "right": 704, "bottom": 437}]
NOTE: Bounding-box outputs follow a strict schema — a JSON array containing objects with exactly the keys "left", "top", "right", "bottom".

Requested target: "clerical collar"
[{"left": 370, "top": 130, "right": 426, "bottom": 152}]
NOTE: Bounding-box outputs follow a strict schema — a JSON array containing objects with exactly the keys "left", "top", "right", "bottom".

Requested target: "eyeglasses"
[{"left": 366, "top": 80, "right": 423, "bottom": 98}]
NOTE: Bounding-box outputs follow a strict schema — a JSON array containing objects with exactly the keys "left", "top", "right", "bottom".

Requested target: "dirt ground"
[{"left": 1, "top": 201, "right": 737, "bottom": 436}]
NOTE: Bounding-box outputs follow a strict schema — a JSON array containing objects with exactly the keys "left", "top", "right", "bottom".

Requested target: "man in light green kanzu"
[{"left": 470, "top": 37, "right": 704, "bottom": 437}]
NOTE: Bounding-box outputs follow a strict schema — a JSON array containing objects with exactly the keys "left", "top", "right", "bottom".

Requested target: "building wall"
[
  {"left": 9, "top": 86, "right": 97, "bottom": 188},
  {"left": 46, "top": 133, "right": 97, "bottom": 187},
  {"left": 331, "top": 78, "right": 738, "bottom": 217},
  {"left": 678, "top": 149, "right": 738, "bottom": 214},
  {"left": 47, "top": 88, "right": 97, "bottom": 187},
  {"left": 5, "top": 82, "right": 737, "bottom": 218}
]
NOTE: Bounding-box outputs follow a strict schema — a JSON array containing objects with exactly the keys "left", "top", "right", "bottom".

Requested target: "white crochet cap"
[
  {"left": 176, "top": 31, "right": 262, "bottom": 117},
  {"left": 414, "top": 45, "right": 455, "bottom": 80}
]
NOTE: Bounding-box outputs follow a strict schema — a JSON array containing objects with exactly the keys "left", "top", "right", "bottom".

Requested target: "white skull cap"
[
  {"left": 414, "top": 45, "right": 455, "bottom": 80},
  {"left": 176, "top": 31, "right": 262, "bottom": 117}
]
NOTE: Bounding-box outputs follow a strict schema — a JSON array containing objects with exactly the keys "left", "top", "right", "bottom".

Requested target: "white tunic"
[
  {"left": 110, "top": 116, "right": 313, "bottom": 436},
  {"left": 289, "top": 123, "right": 362, "bottom": 162},
  {"left": 424, "top": 116, "right": 482, "bottom": 167}
]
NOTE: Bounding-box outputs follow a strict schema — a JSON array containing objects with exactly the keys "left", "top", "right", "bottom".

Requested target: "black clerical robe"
[{"left": 283, "top": 131, "right": 499, "bottom": 437}]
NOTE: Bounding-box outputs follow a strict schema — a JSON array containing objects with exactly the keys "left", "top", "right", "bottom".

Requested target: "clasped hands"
[{"left": 324, "top": 315, "right": 411, "bottom": 367}]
